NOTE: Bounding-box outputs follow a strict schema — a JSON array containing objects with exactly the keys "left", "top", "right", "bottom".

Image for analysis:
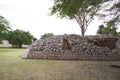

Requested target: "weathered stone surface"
[
  {"left": 22, "top": 34, "right": 120, "bottom": 60},
  {"left": 116, "top": 39, "right": 120, "bottom": 49},
  {"left": 86, "top": 35, "right": 118, "bottom": 50},
  {"left": 61, "top": 38, "right": 71, "bottom": 49},
  {"left": 22, "top": 49, "right": 30, "bottom": 59}
]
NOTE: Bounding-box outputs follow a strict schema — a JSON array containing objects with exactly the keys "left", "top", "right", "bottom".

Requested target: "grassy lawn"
[{"left": 0, "top": 48, "right": 120, "bottom": 80}]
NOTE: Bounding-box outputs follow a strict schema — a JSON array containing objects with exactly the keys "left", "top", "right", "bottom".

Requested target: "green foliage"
[
  {"left": 97, "top": 25, "right": 105, "bottom": 34},
  {"left": 50, "top": 0, "right": 103, "bottom": 36},
  {"left": 6, "top": 29, "right": 33, "bottom": 48},
  {"left": 97, "top": 25, "right": 117, "bottom": 36},
  {"left": 41, "top": 33, "right": 54, "bottom": 39},
  {"left": 0, "top": 15, "right": 11, "bottom": 42},
  {"left": 50, "top": 0, "right": 105, "bottom": 18},
  {"left": 117, "top": 32, "right": 120, "bottom": 37}
]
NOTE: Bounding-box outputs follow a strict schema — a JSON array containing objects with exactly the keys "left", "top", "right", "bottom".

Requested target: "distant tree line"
[
  {"left": 40, "top": 33, "right": 54, "bottom": 39},
  {"left": 6, "top": 29, "right": 33, "bottom": 48},
  {"left": 0, "top": 15, "right": 11, "bottom": 42},
  {"left": 97, "top": 24, "right": 120, "bottom": 37},
  {"left": 0, "top": 15, "right": 35, "bottom": 48}
]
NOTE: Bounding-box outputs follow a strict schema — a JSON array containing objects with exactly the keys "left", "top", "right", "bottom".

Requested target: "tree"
[
  {"left": 50, "top": 0, "right": 106, "bottom": 36},
  {"left": 41, "top": 33, "right": 54, "bottom": 39},
  {"left": 6, "top": 29, "right": 33, "bottom": 48},
  {"left": 97, "top": 24, "right": 117, "bottom": 36},
  {"left": 98, "top": 0, "right": 120, "bottom": 28},
  {"left": 97, "top": 0, "right": 120, "bottom": 36},
  {"left": 97, "top": 25, "right": 105, "bottom": 34},
  {"left": 0, "top": 15, "right": 11, "bottom": 42}
]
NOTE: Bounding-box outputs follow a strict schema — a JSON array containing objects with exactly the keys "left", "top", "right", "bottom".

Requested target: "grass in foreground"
[{"left": 0, "top": 48, "right": 120, "bottom": 80}]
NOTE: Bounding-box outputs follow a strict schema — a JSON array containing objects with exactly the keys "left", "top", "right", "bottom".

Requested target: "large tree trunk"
[
  {"left": 80, "top": 25, "right": 85, "bottom": 37},
  {"left": 18, "top": 43, "right": 22, "bottom": 48}
]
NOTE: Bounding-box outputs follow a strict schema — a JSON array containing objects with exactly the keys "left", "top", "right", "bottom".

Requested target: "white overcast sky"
[{"left": 0, "top": 0, "right": 103, "bottom": 39}]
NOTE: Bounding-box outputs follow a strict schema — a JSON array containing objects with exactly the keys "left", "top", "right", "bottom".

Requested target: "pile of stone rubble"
[{"left": 25, "top": 34, "right": 120, "bottom": 56}]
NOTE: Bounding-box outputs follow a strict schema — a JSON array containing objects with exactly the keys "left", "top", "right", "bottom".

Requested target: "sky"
[{"left": 0, "top": 0, "right": 103, "bottom": 39}]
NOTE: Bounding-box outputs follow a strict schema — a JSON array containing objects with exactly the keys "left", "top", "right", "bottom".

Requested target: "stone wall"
[
  {"left": 87, "top": 36, "right": 118, "bottom": 50},
  {"left": 23, "top": 34, "right": 120, "bottom": 60},
  {"left": 95, "top": 38, "right": 117, "bottom": 50},
  {"left": 116, "top": 39, "right": 120, "bottom": 49},
  {"left": 24, "top": 50, "right": 120, "bottom": 61}
]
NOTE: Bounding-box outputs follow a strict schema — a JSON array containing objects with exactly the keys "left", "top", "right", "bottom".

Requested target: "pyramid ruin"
[{"left": 23, "top": 34, "right": 120, "bottom": 60}]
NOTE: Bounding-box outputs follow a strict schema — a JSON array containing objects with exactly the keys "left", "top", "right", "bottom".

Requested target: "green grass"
[{"left": 0, "top": 48, "right": 120, "bottom": 80}]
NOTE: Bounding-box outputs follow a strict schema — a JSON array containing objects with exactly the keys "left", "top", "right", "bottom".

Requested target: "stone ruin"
[{"left": 22, "top": 34, "right": 120, "bottom": 60}]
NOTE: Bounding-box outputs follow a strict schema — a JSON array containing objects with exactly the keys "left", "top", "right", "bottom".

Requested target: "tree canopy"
[
  {"left": 0, "top": 15, "right": 11, "bottom": 42},
  {"left": 98, "top": 0, "right": 120, "bottom": 28},
  {"left": 50, "top": 0, "right": 108, "bottom": 36},
  {"left": 41, "top": 33, "right": 54, "bottom": 39},
  {"left": 97, "top": 25, "right": 117, "bottom": 36},
  {"left": 6, "top": 29, "right": 33, "bottom": 48}
]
